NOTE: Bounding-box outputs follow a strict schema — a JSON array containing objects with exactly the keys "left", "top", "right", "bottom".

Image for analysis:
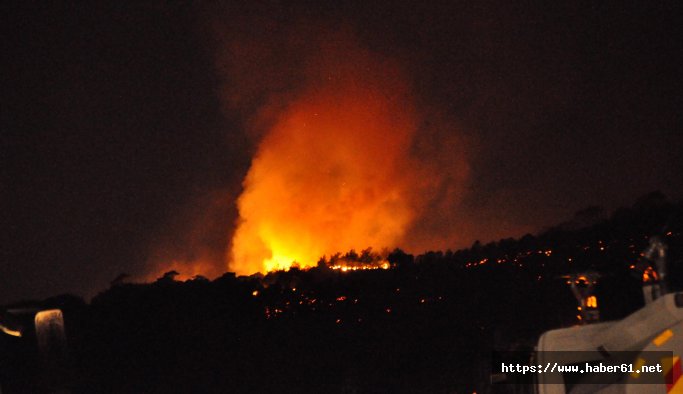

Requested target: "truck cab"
[{"left": 534, "top": 236, "right": 682, "bottom": 393}]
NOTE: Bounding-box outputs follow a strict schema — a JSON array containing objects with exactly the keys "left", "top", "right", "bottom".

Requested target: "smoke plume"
[{"left": 214, "top": 17, "right": 469, "bottom": 274}]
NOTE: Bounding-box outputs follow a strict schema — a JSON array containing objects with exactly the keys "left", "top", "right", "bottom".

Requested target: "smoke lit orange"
[{"left": 229, "top": 44, "right": 423, "bottom": 274}]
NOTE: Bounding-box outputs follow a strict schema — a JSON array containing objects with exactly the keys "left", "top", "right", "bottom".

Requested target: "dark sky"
[{"left": 2, "top": 1, "right": 682, "bottom": 303}]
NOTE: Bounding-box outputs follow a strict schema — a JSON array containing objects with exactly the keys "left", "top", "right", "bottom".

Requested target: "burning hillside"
[{"left": 225, "top": 31, "right": 468, "bottom": 275}]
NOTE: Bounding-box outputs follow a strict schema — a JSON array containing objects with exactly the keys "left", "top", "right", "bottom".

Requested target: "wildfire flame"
[
  {"left": 224, "top": 28, "right": 450, "bottom": 275},
  {"left": 138, "top": 19, "right": 472, "bottom": 279},
  {"left": 230, "top": 70, "right": 420, "bottom": 274}
]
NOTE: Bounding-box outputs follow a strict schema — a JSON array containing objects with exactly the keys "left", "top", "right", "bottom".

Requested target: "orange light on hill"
[
  {"left": 144, "top": 259, "right": 218, "bottom": 283},
  {"left": 586, "top": 295, "right": 598, "bottom": 309},
  {"left": 642, "top": 266, "right": 658, "bottom": 283}
]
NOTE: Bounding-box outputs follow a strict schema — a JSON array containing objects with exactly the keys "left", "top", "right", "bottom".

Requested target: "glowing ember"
[
  {"left": 642, "top": 266, "right": 658, "bottom": 282},
  {"left": 329, "top": 260, "right": 391, "bottom": 272}
]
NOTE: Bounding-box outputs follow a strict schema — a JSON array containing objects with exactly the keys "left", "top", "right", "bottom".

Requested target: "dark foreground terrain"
[{"left": 1, "top": 193, "right": 681, "bottom": 393}]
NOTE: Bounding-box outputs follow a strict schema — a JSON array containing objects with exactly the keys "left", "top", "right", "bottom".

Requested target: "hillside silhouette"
[{"left": 1, "top": 191, "right": 681, "bottom": 393}]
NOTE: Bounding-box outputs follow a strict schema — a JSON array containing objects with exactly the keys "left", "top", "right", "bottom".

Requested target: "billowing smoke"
[
  {"left": 232, "top": 54, "right": 416, "bottom": 272},
  {"left": 214, "top": 18, "right": 469, "bottom": 274}
]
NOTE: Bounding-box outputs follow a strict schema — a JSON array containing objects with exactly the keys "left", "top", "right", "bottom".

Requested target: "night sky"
[{"left": 2, "top": 1, "right": 682, "bottom": 303}]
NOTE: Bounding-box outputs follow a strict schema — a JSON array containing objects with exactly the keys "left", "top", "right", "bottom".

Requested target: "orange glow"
[
  {"left": 586, "top": 296, "right": 598, "bottom": 308},
  {"left": 652, "top": 329, "right": 673, "bottom": 347},
  {"left": 142, "top": 191, "right": 230, "bottom": 283},
  {"left": 212, "top": 25, "right": 470, "bottom": 276},
  {"left": 329, "top": 260, "right": 391, "bottom": 272},
  {"left": 642, "top": 266, "right": 658, "bottom": 283},
  {"left": 34, "top": 309, "right": 66, "bottom": 353},
  {"left": 228, "top": 43, "right": 437, "bottom": 275},
  {"left": 144, "top": 259, "right": 219, "bottom": 283},
  {"left": 35, "top": 309, "right": 64, "bottom": 327},
  {"left": 0, "top": 323, "right": 21, "bottom": 337}
]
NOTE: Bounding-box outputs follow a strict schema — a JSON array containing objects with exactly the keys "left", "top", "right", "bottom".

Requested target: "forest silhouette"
[{"left": 1, "top": 191, "right": 681, "bottom": 393}]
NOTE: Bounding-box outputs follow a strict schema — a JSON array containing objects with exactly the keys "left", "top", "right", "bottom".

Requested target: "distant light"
[
  {"left": 252, "top": 290, "right": 259, "bottom": 296},
  {"left": 586, "top": 296, "right": 598, "bottom": 308},
  {"left": 643, "top": 267, "right": 658, "bottom": 282}
]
